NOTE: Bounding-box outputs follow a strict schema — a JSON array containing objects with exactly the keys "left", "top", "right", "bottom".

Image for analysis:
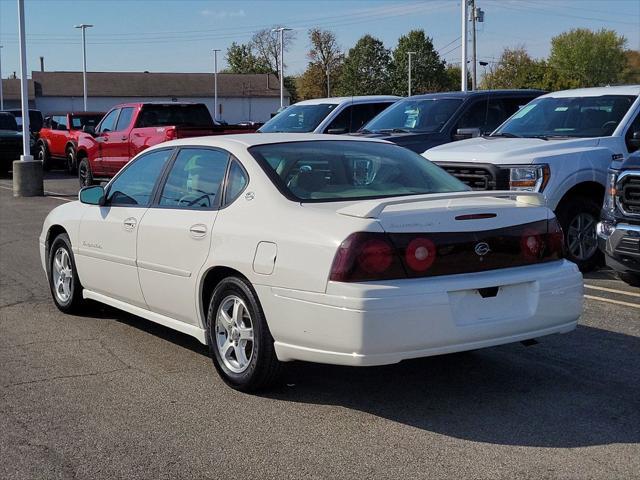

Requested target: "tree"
[
  {"left": 480, "top": 47, "right": 549, "bottom": 90},
  {"left": 336, "top": 34, "right": 392, "bottom": 96},
  {"left": 548, "top": 28, "right": 627, "bottom": 89},
  {"left": 297, "top": 28, "right": 344, "bottom": 99},
  {"left": 225, "top": 42, "right": 270, "bottom": 74},
  {"left": 622, "top": 50, "right": 640, "bottom": 84},
  {"left": 297, "top": 63, "right": 328, "bottom": 100},
  {"left": 390, "top": 30, "right": 447, "bottom": 95},
  {"left": 250, "top": 27, "right": 297, "bottom": 77}
]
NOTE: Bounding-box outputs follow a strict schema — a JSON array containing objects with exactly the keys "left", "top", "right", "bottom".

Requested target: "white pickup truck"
[{"left": 424, "top": 85, "right": 640, "bottom": 270}]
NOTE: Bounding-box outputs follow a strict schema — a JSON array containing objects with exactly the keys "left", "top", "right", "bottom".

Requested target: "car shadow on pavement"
[{"left": 81, "top": 304, "right": 639, "bottom": 449}]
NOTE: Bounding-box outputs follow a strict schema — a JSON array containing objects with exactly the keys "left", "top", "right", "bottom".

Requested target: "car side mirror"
[
  {"left": 628, "top": 130, "right": 640, "bottom": 151},
  {"left": 454, "top": 127, "right": 482, "bottom": 141},
  {"left": 82, "top": 125, "right": 96, "bottom": 135},
  {"left": 79, "top": 185, "right": 105, "bottom": 206},
  {"left": 327, "top": 127, "right": 348, "bottom": 135}
]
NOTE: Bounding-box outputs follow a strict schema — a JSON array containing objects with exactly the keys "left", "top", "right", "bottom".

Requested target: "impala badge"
[{"left": 474, "top": 242, "right": 491, "bottom": 256}]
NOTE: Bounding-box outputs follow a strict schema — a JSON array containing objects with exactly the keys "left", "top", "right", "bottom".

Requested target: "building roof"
[
  {"left": 31, "top": 71, "right": 288, "bottom": 98},
  {"left": 1, "top": 79, "right": 36, "bottom": 100}
]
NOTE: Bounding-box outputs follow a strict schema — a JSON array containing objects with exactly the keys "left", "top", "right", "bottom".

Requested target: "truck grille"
[
  {"left": 616, "top": 236, "right": 640, "bottom": 255},
  {"left": 436, "top": 162, "right": 509, "bottom": 191},
  {"left": 619, "top": 173, "right": 640, "bottom": 215}
]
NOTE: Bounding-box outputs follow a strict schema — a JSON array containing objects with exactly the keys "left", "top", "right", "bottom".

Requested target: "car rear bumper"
[{"left": 256, "top": 260, "right": 583, "bottom": 366}]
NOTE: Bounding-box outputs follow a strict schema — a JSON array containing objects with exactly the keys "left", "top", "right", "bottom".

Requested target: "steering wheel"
[
  {"left": 601, "top": 120, "right": 618, "bottom": 135},
  {"left": 177, "top": 192, "right": 211, "bottom": 207}
]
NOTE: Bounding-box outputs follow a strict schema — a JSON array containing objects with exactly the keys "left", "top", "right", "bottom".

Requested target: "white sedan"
[{"left": 40, "top": 134, "right": 583, "bottom": 391}]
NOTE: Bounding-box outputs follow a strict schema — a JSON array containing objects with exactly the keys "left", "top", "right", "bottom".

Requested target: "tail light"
[{"left": 546, "top": 216, "right": 564, "bottom": 259}]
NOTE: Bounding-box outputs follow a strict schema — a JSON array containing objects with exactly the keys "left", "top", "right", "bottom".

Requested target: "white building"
[{"left": 28, "top": 71, "right": 289, "bottom": 123}]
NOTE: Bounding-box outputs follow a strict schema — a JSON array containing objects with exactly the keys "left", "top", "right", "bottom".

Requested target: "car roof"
[
  {"left": 113, "top": 101, "right": 204, "bottom": 108},
  {"left": 540, "top": 85, "right": 640, "bottom": 98},
  {"left": 156, "top": 133, "right": 392, "bottom": 150},
  {"left": 293, "top": 96, "right": 400, "bottom": 106},
  {"left": 45, "top": 111, "right": 105, "bottom": 116},
  {"left": 405, "top": 89, "right": 544, "bottom": 101}
]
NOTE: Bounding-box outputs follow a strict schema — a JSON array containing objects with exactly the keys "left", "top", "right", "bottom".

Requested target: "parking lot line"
[
  {"left": 584, "top": 294, "right": 640, "bottom": 309},
  {"left": 0, "top": 184, "right": 72, "bottom": 202},
  {"left": 584, "top": 284, "right": 640, "bottom": 298}
]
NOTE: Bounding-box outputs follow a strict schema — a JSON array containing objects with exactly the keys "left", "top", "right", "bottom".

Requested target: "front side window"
[
  {"left": 115, "top": 107, "right": 135, "bottom": 131},
  {"left": 54, "top": 115, "right": 68, "bottom": 130},
  {"left": 364, "top": 98, "right": 463, "bottom": 133},
  {"left": 106, "top": 148, "right": 173, "bottom": 206},
  {"left": 259, "top": 104, "right": 338, "bottom": 133},
  {"left": 98, "top": 109, "right": 120, "bottom": 133},
  {"left": 159, "top": 148, "right": 229, "bottom": 209},
  {"left": 496, "top": 95, "right": 636, "bottom": 138},
  {"left": 250, "top": 140, "right": 466, "bottom": 202}
]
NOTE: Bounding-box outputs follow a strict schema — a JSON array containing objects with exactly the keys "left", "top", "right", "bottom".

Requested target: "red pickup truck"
[
  {"left": 36, "top": 112, "right": 105, "bottom": 173},
  {"left": 77, "top": 102, "right": 256, "bottom": 186}
]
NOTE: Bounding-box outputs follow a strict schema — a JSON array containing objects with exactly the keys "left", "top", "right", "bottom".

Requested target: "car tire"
[
  {"left": 556, "top": 196, "right": 603, "bottom": 272},
  {"left": 206, "top": 276, "right": 282, "bottom": 392},
  {"left": 37, "top": 143, "right": 51, "bottom": 171},
  {"left": 618, "top": 272, "right": 640, "bottom": 287},
  {"left": 66, "top": 147, "right": 77, "bottom": 174},
  {"left": 47, "top": 233, "right": 85, "bottom": 313},
  {"left": 78, "top": 157, "right": 95, "bottom": 187}
]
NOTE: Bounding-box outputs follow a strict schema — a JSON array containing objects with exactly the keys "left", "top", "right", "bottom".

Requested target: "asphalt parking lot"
[{"left": 1, "top": 172, "right": 639, "bottom": 480}]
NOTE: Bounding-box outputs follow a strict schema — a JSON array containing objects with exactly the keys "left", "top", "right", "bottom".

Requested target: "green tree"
[
  {"left": 225, "top": 42, "right": 270, "bottom": 74},
  {"left": 480, "top": 47, "right": 549, "bottom": 90},
  {"left": 548, "top": 28, "right": 627, "bottom": 89},
  {"left": 297, "top": 28, "right": 344, "bottom": 99},
  {"left": 336, "top": 34, "right": 392, "bottom": 96},
  {"left": 622, "top": 50, "right": 640, "bottom": 84},
  {"left": 390, "top": 30, "right": 446, "bottom": 95}
]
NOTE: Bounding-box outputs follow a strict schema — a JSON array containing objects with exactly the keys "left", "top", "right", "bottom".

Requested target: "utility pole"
[
  {"left": 471, "top": 0, "right": 477, "bottom": 90},
  {"left": 461, "top": 0, "right": 468, "bottom": 91},
  {"left": 271, "top": 27, "right": 292, "bottom": 109},
  {"left": 407, "top": 51, "right": 416, "bottom": 97},
  {"left": 0, "top": 45, "right": 4, "bottom": 110},
  {"left": 212, "top": 49, "right": 220, "bottom": 122},
  {"left": 74, "top": 24, "right": 93, "bottom": 111}
]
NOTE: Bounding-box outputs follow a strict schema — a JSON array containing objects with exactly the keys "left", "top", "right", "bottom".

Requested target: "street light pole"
[
  {"left": 212, "top": 49, "right": 220, "bottom": 122},
  {"left": 461, "top": 0, "right": 468, "bottom": 92},
  {"left": 407, "top": 51, "right": 416, "bottom": 97},
  {"left": 74, "top": 24, "right": 93, "bottom": 111},
  {"left": 0, "top": 45, "right": 4, "bottom": 111},
  {"left": 271, "top": 27, "right": 292, "bottom": 109}
]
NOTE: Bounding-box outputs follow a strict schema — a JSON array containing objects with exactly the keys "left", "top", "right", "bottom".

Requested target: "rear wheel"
[
  {"left": 78, "top": 157, "right": 95, "bottom": 187},
  {"left": 66, "top": 147, "right": 77, "bottom": 174},
  {"left": 556, "top": 196, "right": 603, "bottom": 272},
  {"left": 48, "top": 233, "right": 85, "bottom": 313},
  {"left": 37, "top": 143, "right": 51, "bottom": 171},
  {"left": 619, "top": 272, "right": 640, "bottom": 287},
  {"left": 206, "top": 276, "right": 281, "bottom": 392}
]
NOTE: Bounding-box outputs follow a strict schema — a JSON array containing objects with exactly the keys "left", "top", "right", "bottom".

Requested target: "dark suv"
[
  {"left": 597, "top": 151, "right": 640, "bottom": 286},
  {"left": 356, "top": 90, "right": 544, "bottom": 153}
]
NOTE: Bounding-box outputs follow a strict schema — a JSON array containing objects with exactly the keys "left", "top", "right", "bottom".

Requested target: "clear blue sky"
[{"left": 0, "top": 0, "right": 638, "bottom": 79}]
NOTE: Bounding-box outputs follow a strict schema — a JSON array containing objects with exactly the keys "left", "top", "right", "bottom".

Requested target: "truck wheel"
[
  {"left": 618, "top": 272, "right": 640, "bottom": 287},
  {"left": 37, "top": 143, "right": 51, "bottom": 171},
  {"left": 78, "top": 158, "right": 95, "bottom": 187},
  {"left": 206, "top": 276, "right": 282, "bottom": 392},
  {"left": 66, "top": 147, "right": 77, "bottom": 174},
  {"left": 556, "top": 196, "right": 603, "bottom": 272}
]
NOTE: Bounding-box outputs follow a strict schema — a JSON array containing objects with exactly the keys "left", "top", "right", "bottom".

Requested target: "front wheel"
[
  {"left": 66, "top": 147, "right": 77, "bottom": 174},
  {"left": 206, "top": 276, "right": 282, "bottom": 392},
  {"left": 78, "top": 157, "right": 95, "bottom": 187},
  {"left": 48, "top": 233, "right": 85, "bottom": 313},
  {"left": 556, "top": 196, "right": 603, "bottom": 272}
]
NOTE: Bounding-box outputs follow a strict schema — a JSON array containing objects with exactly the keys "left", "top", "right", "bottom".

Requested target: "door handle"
[
  {"left": 189, "top": 224, "right": 207, "bottom": 238},
  {"left": 121, "top": 136, "right": 127, "bottom": 141},
  {"left": 123, "top": 217, "right": 137, "bottom": 231}
]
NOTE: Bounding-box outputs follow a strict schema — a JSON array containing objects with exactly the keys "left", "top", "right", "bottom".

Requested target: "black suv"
[
  {"left": 356, "top": 90, "right": 544, "bottom": 153},
  {"left": 597, "top": 151, "right": 640, "bottom": 286}
]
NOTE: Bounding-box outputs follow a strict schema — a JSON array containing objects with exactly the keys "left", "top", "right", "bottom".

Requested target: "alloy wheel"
[
  {"left": 567, "top": 212, "right": 598, "bottom": 261},
  {"left": 52, "top": 247, "right": 73, "bottom": 303},
  {"left": 215, "top": 295, "right": 254, "bottom": 374}
]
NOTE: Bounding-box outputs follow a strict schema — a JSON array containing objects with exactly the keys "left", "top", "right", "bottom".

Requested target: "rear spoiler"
[{"left": 336, "top": 191, "right": 546, "bottom": 219}]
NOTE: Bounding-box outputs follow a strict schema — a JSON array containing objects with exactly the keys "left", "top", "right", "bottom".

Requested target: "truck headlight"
[
  {"left": 508, "top": 165, "right": 550, "bottom": 192},
  {"left": 602, "top": 170, "right": 618, "bottom": 216}
]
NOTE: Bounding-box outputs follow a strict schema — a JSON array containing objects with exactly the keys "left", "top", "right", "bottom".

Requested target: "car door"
[
  {"left": 105, "top": 106, "right": 135, "bottom": 175},
  {"left": 93, "top": 108, "right": 120, "bottom": 175},
  {"left": 136, "top": 147, "right": 231, "bottom": 325},
  {"left": 75, "top": 148, "right": 174, "bottom": 308}
]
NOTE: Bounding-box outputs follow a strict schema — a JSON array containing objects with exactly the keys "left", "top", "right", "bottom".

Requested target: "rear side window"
[
  {"left": 135, "top": 104, "right": 213, "bottom": 128},
  {"left": 325, "top": 103, "right": 393, "bottom": 134},
  {"left": 224, "top": 160, "right": 249, "bottom": 205},
  {"left": 71, "top": 114, "right": 103, "bottom": 130},
  {"left": 0, "top": 113, "right": 18, "bottom": 130},
  {"left": 115, "top": 107, "right": 135, "bottom": 131},
  {"left": 159, "top": 148, "right": 228, "bottom": 209},
  {"left": 107, "top": 149, "right": 173, "bottom": 206}
]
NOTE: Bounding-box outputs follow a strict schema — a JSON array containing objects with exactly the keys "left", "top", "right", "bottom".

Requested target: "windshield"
[
  {"left": 135, "top": 104, "right": 213, "bottom": 128},
  {"left": 259, "top": 104, "right": 338, "bottom": 133},
  {"left": 71, "top": 114, "right": 104, "bottom": 129},
  {"left": 363, "top": 98, "right": 463, "bottom": 133},
  {"left": 249, "top": 140, "right": 466, "bottom": 202},
  {"left": 495, "top": 95, "right": 636, "bottom": 138}
]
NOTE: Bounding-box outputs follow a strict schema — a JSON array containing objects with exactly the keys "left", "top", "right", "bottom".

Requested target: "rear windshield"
[
  {"left": 259, "top": 104, "right": 338, "bottom": 133},
  {"left": 249, "top": 140, "right": 466, "bottom": 202},
  {"left": 0, "top": 113, "right": 18, "bottom": 131},
  {"left": 495, "top": 95, "right": 636, "bottom": 138},
  {"left": 71, "top": 114, "right": 104, "bottom": 129},
  {"left": 135, "top": 104, "right": 213, "bottom": 128},
  {"left": 363, "top": 98, "right": 463, "bottom": 133}
]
